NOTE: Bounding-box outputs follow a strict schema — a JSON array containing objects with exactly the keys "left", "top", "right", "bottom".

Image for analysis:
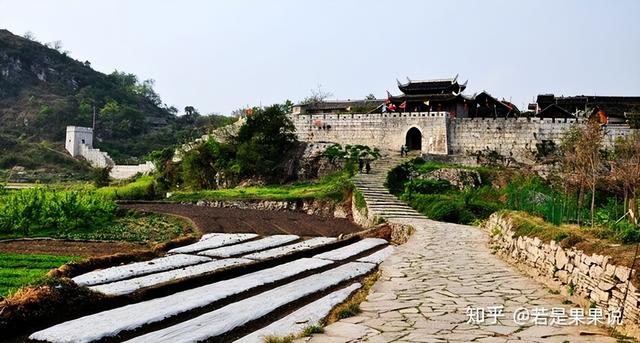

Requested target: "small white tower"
[{"left": 65, "top": 126, "right": 94, "bottom": 157}]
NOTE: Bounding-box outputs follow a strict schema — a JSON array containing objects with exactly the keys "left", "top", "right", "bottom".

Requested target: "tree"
[
  {"left": 559, "top": 120, "right": 606, "bottom": 226},
  {"left": 301, "top": 84, "right": 332, "bottom": 105},
  {"left": 234, "top": 104, "right": 297, "bottom": 180},
  {"left": 184, "top": 106, "right": 199, "bottom": 116},
  {"left": 610, "top": 131, "right": 640, "bottom": 224},
  {"left": 22, "top": 31, "right": 37, "bottom": 41},
  {"left": 365, "top": 93, "right": 376, "bottom": 100}
]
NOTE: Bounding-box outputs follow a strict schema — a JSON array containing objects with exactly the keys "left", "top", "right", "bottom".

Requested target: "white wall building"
[{"left": 65, "top": 125, "right": 155, "bottom": 179}]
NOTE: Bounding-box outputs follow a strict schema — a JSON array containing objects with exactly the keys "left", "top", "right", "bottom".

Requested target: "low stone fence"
[
  {"left": 193, "top": 199, "right": 349, "bottom": 219},
  {"left": 193, "top": 194, "right": 413, "bottom": 245},
  {"left": 486, "top": 212, "right": 640, "bottom": 337}
]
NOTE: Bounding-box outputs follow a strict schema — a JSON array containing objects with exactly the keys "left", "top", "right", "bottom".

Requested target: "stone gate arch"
[{"left": 404, "top": 126, "right": 423, "bottom": 151}]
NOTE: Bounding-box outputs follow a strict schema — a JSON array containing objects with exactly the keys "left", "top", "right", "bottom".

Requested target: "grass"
[
  {"left": 262, "top": 324, "right": 324, "bottom": 343},
  {"left": 326, "top": 271, "right": 380, "bottom": 323},
  {"left": 263, "top": 335, "right": 295, "bottom": 343},
  {"left": 504, "top": 210, "right": 586, "bottom": 244},
  {"left": 0, "top": 253, "right": 80, "bottom": 297},
  {"left": 353, "top": 189, "right": 367, "bottom": 215},
  {"left": 0, "top": 212, "right": 190, "bottom": 243},
  {"left": 301, "top": 324, "right": 324, "bottom": 336},
  {"left": 169, "top": 172, "right": 353, "bottom": 203},
  {"left": 96, "top": 175, "right": 157, "bottom": 200}
]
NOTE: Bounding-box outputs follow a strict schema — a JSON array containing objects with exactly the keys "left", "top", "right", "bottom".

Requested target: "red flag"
[
  {"left": 399, "top": 101, "right": 407, "bottom": 109},
  {"left": 388, "top": 103, "right": 397, "bottom": 111}
]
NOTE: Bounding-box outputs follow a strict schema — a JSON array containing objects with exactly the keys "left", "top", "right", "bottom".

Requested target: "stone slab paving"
[{"left": 300, "top": 217, "right": 618, "bottom": 342}]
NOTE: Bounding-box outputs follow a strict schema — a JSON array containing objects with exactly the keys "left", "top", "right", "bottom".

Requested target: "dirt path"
[{"left": 122, "top": 203, "right": 362, "bottom": 237}]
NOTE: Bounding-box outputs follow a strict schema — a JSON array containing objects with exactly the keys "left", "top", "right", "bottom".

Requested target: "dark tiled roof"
[
  {"left": 397, "top": 76, "right": 467, "bottom": 95},
  {"left": 536, "top": 94, "right": 640, "bottom": 118},
  {"left": 388, "top": 93, "right": 462, "bottom": 101},
  {"left": 537, "top": 104, "right": 576, "bottom": 119},
  {"left": 298, "top": 99, "right": 384, "bottom": 110}
]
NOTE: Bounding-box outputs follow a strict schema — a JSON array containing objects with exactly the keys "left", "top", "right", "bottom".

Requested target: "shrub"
[
  {"left": 614, "top": 221, "right": 640, "bottom": 244},
  {"left": 386, "top": 158, "right": 420, "bottom": 195},
  {"left": 91, "top": 167, "right": 112, "bottom": 187},
  {"left": 404, "top": 179, "right": 453, "bottom": 195}
]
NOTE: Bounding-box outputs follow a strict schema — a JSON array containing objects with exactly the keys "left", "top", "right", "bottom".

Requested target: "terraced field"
[{"left": 28, "top": 233, "right": 393, "bottom": 343}]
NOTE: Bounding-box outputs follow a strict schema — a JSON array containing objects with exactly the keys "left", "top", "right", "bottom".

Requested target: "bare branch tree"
[
  {"left": 300, "top": 84, "right": 333, "bottom": 105},
  {"left": 610, "top": 131, "right": 640, "bottom": 224},
  {"left": 560, "top": 120, "right": 606, "bottom": 226}
]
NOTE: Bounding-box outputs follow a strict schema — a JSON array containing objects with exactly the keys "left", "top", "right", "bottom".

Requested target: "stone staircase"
[{"left": 352, "top": 151, "right": 423, "bottom": 220}]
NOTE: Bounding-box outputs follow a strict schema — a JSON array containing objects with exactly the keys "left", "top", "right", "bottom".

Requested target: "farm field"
[
  {"left": 0, "top": 253, "right": 79, "bottom": 297},
  {"left": 24, "top": 233, "right": 390, "bottom": 342}
]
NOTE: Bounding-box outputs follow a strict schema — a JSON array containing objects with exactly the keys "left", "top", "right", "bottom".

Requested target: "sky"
[{"left": 1, "top": 0, "right": 639, "bottom": 115}]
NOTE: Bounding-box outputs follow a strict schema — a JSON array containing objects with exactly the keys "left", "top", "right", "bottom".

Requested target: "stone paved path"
[{"left": 299, "top": 154, "right": 618, "bottom": 343}]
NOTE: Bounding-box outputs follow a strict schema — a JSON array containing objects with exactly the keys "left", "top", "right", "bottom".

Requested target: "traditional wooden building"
[
  {"left": 292, "top": 76, "right": 520, "bottom": 118},
  {"left": 536, "top": 94, "right": 640, "bottom": 124},
  {"left": 385, "top": 76, "right": 519, "bottom": 118}
]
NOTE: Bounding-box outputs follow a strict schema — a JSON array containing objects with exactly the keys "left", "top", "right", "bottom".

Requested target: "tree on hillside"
[
  {"left": 610, "top": 131, "right": 640, "bottom": 224},
  {"left": 22, "top": 31, "right": 38, "bottom": 42},
  {"left": 365, "top": 93, "right": 376, "bottom": 100},
  {"left": 559, "top": 120, "right": 606, "bottom": 226},
  {"left": 184, "top": 106, "right": 199, "bottom": 116}
]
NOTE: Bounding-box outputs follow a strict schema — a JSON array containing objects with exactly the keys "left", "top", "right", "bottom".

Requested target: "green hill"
[{"left": 0, "top": 29, "right": 232, "bottom": 181}]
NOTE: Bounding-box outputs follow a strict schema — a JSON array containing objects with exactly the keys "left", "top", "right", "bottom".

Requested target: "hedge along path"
[
  {"left": 89, "top": 258, "right": 253, "bottom": 296},
  {"left": 242, "top": 237, "right": 337, "bottom": 260},
  {"left": 233, "top": 282, "right": 362, "bottom": 343},
  {"left": 168, "top": 233, "right": 258, "bottom": 254},
  {"left": 29, "top": 258, "right": 335, "bottom": 343},
  {"left": 72, "top": 254, "right": 212, "bottom": 287},
  {"left": 313, "top": 238, "right": 387, "bottom": 261},
  {"left": 198, "top": 234, "right": 300, "bottom": 258},
  {"left": 122, "top": 262, "right": 376, "bottom": 343}
]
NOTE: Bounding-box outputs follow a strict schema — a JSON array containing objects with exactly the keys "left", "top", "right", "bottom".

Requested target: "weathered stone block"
[
  {"left": 598, "top": 279, "right": 616, "bottom": 291},
  {"left": 604, "top": 264, "right": 616, "bottom": 278},
  {"left": 616, "top": 266, "right": 631, "bottom": 282},
  {"left": 556, "top": 270, "right": 570, "bottom": 283},
  {"left": 589, "top": 265, "right": 604, "bottom": 278},
  {"left": 591, "top": 253, "right": 604, "bottom": 265},
  {"left": 555, "top": 249, "right": 568, "bottom": 269}
]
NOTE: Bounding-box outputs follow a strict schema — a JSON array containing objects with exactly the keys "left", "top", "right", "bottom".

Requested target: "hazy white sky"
[{"left": 1, "top": 0, "right": 639, "bottom": 114}]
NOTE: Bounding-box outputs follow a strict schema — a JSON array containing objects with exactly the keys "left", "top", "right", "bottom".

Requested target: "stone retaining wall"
[
  {"left": 486, "top": 212, "right": 640, "bottom": 337},
  {"left": 193, "top": 195, "right": 413, "bottom": 244},
  {"left": 193, "top": 199, "right": 349, "bottom": 219}
]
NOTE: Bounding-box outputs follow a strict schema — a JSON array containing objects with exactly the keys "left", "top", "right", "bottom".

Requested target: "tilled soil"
[
  {"left": 0, "top": 239, "right": 149, "bottom": 257},
  {"left": 121, "top": 203, "right": 362, "bottom": 237}
]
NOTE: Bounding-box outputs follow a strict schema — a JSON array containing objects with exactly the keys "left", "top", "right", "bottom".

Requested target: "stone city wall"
[
  {"left": 486, "top": 212, "right": 640, "bottom": 336},
  {"left": 448, "top": 117, "right": 633, "bottom": 163},
  {"left": 78, "top": 143, "right": 113, "bottom": 168},
  {"left": 110, "top": 162, "right": 155, "bottom": 180},
  {"left": 292, "top": 113, "right": 636, "bottom": 164},
  {"left": 291, "top": 112, "right": 449, "bottom": 154}
]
